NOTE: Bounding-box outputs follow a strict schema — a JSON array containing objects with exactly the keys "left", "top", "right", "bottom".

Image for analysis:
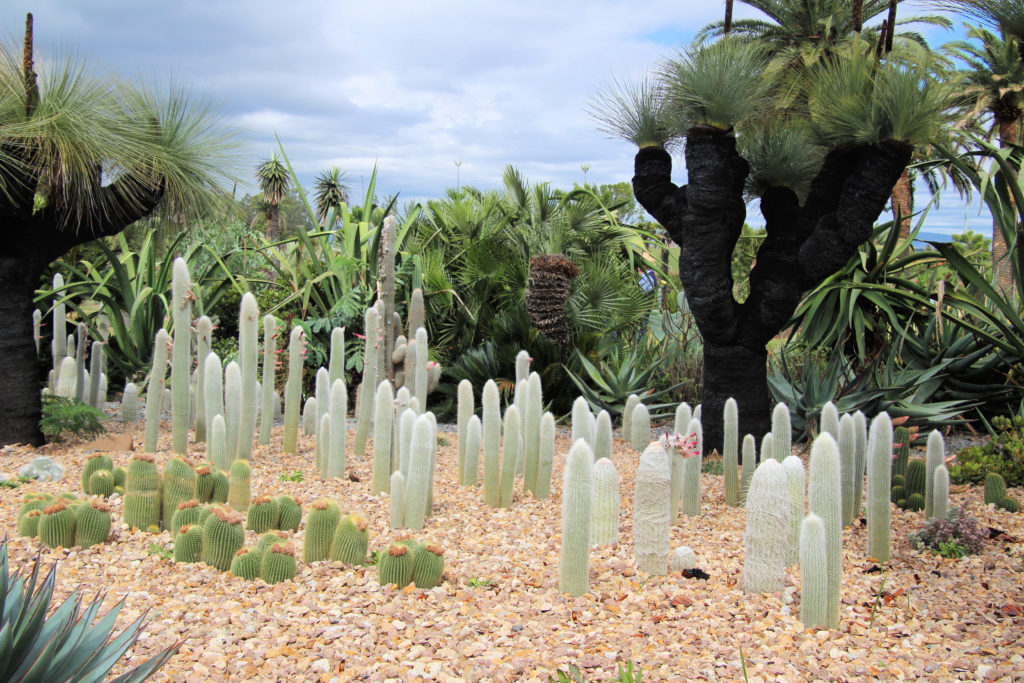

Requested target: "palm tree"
[
  {"left": 0, "top": 15, "right": 235, "bottom": 445},
  {"left": 313, "top": 166, "right": 350, "bottom": 227},
  {"left": 255, "top": 152, "right": 290, "bottom": 240},
  {"left": 946, "top": 25, "right": 1024, "bottom": 291},
  {"left": 932, "top": 0, "right": 1024, "bottom": 43}
]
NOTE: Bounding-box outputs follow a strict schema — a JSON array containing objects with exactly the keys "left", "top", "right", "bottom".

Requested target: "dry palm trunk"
[
  {"left": 526, "top": 254, "right": 579, "bottom": 352},
  {"left": 890, "top": 168, "right": 913, "bottom": 240},
  {"left": 994, "top": 111, "right": 1021, "bottom": 295}
]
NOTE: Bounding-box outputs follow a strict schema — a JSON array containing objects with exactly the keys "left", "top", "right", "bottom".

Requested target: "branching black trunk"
[{"left": 633, "top": 132, "right": 911, "bottom": 455}]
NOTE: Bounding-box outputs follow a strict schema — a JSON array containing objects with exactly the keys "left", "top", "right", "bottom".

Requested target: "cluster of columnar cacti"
[
  {"left": 301, "top": 499, "right": 371, "bottom": 566},
  {"left": 377, "top": 537, "right": 445, "bottom": 589},
  {"left": 18, "top": 493, "right": 112, "bottom": 550}
]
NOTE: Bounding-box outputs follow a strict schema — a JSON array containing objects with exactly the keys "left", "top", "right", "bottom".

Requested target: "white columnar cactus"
[
  {"left": 743, "top": 459, "right": 790, "bottom": 593},
  {"left": 674, "top": 402, "right": 692, "bottom": 437},
  {"left": 236, "top": 292, "right": 260, "bottom": 460},
  {"left": 782, "top": 455, "right": 805, "bottom": 566},
  {"left": 328, "top": 326, "right": 345, "bottom": 385},
  {"left": 354, "top": 308, "right": 380, "bottom": 456},
  {"left": 932, "top": 465, "right": 950, "bottom": 521},
  {"left": 740, "top": 434, "right": 756, "bottom": 504},
  {"left": 482, "top": 379, "right": 501, "bottom": 508},
  {"left": 723, "top": 398, "right": 739, "bottom": 505},
  {"left": 390, "top": 470, "right": 405, "bottom": 529},
  {"left": 122, "top": 382, "right": 139, "bottom": 422},
  {"left": 629, "top": 403, "right": 650, "bottom": 452},
  {"left": 204, "top": 352, "right": 223, "bottom": 454},
  {"left": 681, "top": 418, "right": 703, "bottom": 517},
  {"left": 463, "top": 415, "right": 482, "bottom": 486},
  {"left": 372, "top": 380, "right": 395, "bottom": 494},
  {"left": 925, "top": 430, "right": 944, "bottom": 520},
  {"left": 634, "top": 442, "right": 671, "bottom": 575},
  {"left": 224, "top": 362, "right": 242, "bottom": 461},
  {"left": 195, "top": 315, "right": 214, "bottom": 442},
  {"left": 524, "top": 372, "right": 543, "bottom": 493},
  {"left": 593, "top": 410, "right": 613, "bottom": 464},
  {"left": 820, "top": 401, "right": 839, "bottom": 440},
  {"left": 838, "top": 413, "right": 858, "bottom": 527},
  {"left": 258, "top": 315, "right": 277, "bottom": 446},
  {"left": 591, "top": 457, "right": 620, "bottom": 546},
  {"left": 327, "top": 378, "right": 347, "bottom": 478},
  {"left": 499, "top": 405, "right": 522, "bottom": 508},
  {"left": 170, "top": 258, "right": 192, "bottom": 455},
  {"left": 771, "top": 402, "right": 791, "bottom": 462},
  {"left": 282, "top": 326, "right": 305, "bottom": 454},
  {"left": 413, "top": 326, "right": 428, "bottom": 412},
  {"left": 403, "top": 413, "right": 435, "bottom": 530},
  {"left": 866, "top": 412, "right": 893, "bottom": 562},
  {"left": 853, "top": 410, "right": 868, "bottom": 519},
  {"left": 515, "top": 349, "right": 530, "bottom": 387},
  {"left": 457, "top": 379, "right": 474, "bottom": 486},
  {"left": 143, "top": 329, "right": 170, "bottom": 453},
  {"left": 559, "top": 439, "right": 593, "bottom": 596},
  {"left": 800, "top": 512, "right": 829, "bottom": 630},
  {"left": 808, "top": 433, "right": 842, "bottom": 629},
  {"left": 572, "top": 396, "right": 595, "bottom": 448},
  {"left": 535, "top": 412, "right": 556, "bottom": 500}
]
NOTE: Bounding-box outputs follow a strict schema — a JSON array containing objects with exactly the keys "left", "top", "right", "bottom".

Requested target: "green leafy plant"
[
  {"left": 466, "top": 577, "right": 492, "bottom": 588},
  {"left": 547, "top": 661, "right": 643, "bottom": 683},
  {"left": 39, "top": 395, "right": 107, "bottom": 442},
  {"left": 909, "top": 506, "right": 987, "bottom": 556},
  {"left": 0, "top": 537, "right": 181, "bottom": 682},
  {"left": 0, "top": 479, "right": 20, "bottom": 490},
  {"left": 146, "top": 541, "right": 173, "bottom": 561},
  {"left": 935, "top": 540, "right": 970, "bottom": 559},
  {"left": 950, "top": 413, "right": 1024, "bottom": 485},
  {"left": 279, "top": 470, "right": 305, "bottom": 483}
]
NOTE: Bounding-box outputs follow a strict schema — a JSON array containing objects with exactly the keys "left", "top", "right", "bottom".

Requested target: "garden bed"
[{"left": 2, "top": 418, "right": 1022, "bottom": 682}]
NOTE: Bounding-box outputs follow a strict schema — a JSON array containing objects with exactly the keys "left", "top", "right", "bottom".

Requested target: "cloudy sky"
[{"left": 5, "top": 1, "right": 995, "bottom": 236}]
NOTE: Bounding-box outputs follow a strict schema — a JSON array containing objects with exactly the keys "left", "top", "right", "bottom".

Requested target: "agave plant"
[{"left": 0, "top": 537, "right": 181, "bottom": 682}]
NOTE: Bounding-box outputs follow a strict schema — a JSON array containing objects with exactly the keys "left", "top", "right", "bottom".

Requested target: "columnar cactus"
[
  {"left": 457, "top": 379, "right": 474, "bottom": 485},
  {"left": 463, "top": 415, "right": 482, "bottom": 487},
  {"left": 38, "top": 500, "right": 75, "bottom": 549},
  {"left": 261, "top": 543, "right": 297, "bottom": 584},
  {"left": 378, "top": 543, "right": 414, "bottom": 588},
  {"left": 932, "top": 465, "right": 950, "bottom": 521},
  {"left": 328, "top": 326, "right": 345, "bottom": 385},
  {"left": 304, "top": 499, "right": 341, "bottom": 562},
  {"left": 209, "top": 414, "right": 228, "bottom": 475},
  {"left": 560, "top": 439, "right": 594, "bottom": 595},
  {"left": 591, "top": 457, "right": 620, "bottom": 546},
  {"left": 535, "top": 412, "right": 556, "bottom": 500},
  {"left": 515, "top": 349, "right": 530, "bottom": 386},
  {"left": 124, "top": 454, "right": 161, "bottom": 531},
  {"left": 228, "top": 459, "right": 251, "bottom": 513},
  {"left": 782, "top": 455, "right": 805, "bottom": 566},
  {"left": 122, "top": 382, "right": 139, "bottom": 422},
  {"left": 314, "top": 368, "right": 330, "bottom": 442},
  {"left": 258, "top": 315, "right": 277, "bottom": 445},
  {"left": 51, "top": 273, "right": 66, "bottom": 377},
  {"left": 372, "top": 380, "right": 395, "bottom": 494},
  {"left": 799, "top": 512, "right": 828, "bottom": 630},
  {"left": 201, "top": 505, "right": 246, "bottom": 571},
  {"left": 499, "top": 405, "right": 521, "bottom": 508},
  {"left": 390, "top": 471, "right": 406, "bottom": 528},
  {"left": 482, "top": 380, "right": 501, "bottom": 507},
  {"left": 820, "top": 401, "right": 839, "bottom": 440},
  {"left": 808, "top": 433, "right": 842, "bottom": 629},
  {"left": 674, "top": 402, "right": 692, "bottom": 437},
  {"left": 329, "top": 514, "right": 369, "bottom": 564},
  {"left": 236, "top": 293, "right": 260, "bottom": 460},
  {"left": 174, "top": 524, "right": 204, "bottom": 564},
  {"left": 302, "top": 397, "right": 317, "bottom": 437},
  {"left": 634, "top": 442, "right": 671, "bottom": 576},
  {"left": 681, "top": 418, "right": 703, "bottom": 517},
  {"left": 316, "top": 414, "right": 330, "bottom": 478},
  {"left": 629, "top": 403, "right": 650, "bottom": 452},
  {"left": 892, "top": 426, "right": 911, "bottom": 481},
  {"left": 866, "top": 412, "right": 893, "bottom": 562},
  {"left": 171, "top": 258, "right": 192, "bottom": 454},
  {"left": 162, "top": 458, "right": 198, "bottom": 531},
  {"left": 143, "top": 328, "right": 171, "bottom": 453},
  {"left": 740, "top": 434, "right": 756, "bottom": 504},
  {"left": 404, "top": 414, "right": 435, "bottom": 529},
  {"left": 413, "top": 326, "right": 428, "bottom": 412},
  {"left": 204, "top": 352, "right": 224, "bottom": 458},
  {"left": 74, "top": 323, "right": 87, "bottom": 403},
  {"left": 572, "top": 396, "right": 595, "bottom": 449},
  {"left": 925, "top": 430, "right": 944, "bottom": 519},
  {"left": 743, "top": 459, "right": 790, "bottom": 593},
  {"left": 88, "top": 341, "right": 104, "bottom": 410},
  {"left": 853, "top": 411, "right": 868, "bottom": 518},
  {"left": 622, "top": 394, "right": 640, "bottom": 443},
  {"left": 56, "top": 356, "right": 76, "bottom": 399},
  {"left": 772, "top": 402, "right": 791, "bottom": 462},
  {"left": 246, "top": 496, "right": 281, "bottom": 534},
  {"left": 593, "top": 410, "right": 613, "bottom": 465},
  {"left": 354, "top": 308, "right": 381, "bottom": 456},
  {"left": 724, "top": 398, "right": 739, "bottom": 506},
  {"left": 398, "top": 407, "right": 417, "bottom": 480},
  {"left": 524, "top": 372, "right": 543, "bottom": 493},
  {"left": 195, "top": 315, "right": 214, "bottom": 442},
  {"left": 223, "top": 362, "right": 242, "bottom": 461},
  {"left": 838, "top": 414, "right": 858, "bottom": 527},
  {"left": 282, "top": 326, "right": 305, "bottom": 455}
]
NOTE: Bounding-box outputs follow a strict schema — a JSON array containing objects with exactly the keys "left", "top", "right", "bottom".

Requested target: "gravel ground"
[{"left": 1, "top": 415, "right": 1021, "bottom": 682}]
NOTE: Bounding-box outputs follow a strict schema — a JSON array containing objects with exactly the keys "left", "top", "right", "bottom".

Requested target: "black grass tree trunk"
[{"left": 633, "top": 129, "right": 910, "bottom": 455}]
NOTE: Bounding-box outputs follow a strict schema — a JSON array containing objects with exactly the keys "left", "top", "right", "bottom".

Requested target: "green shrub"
[
  {"left": 39, "top": 395, "right": 107, "bottom": 442},
  {"left": 909, "top": 506, "right": 986, "bottom": 557},
  {"left": 950, "top": 416, "right": 1024, "bottom": 486}
]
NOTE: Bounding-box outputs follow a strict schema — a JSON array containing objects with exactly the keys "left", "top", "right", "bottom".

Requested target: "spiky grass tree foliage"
[
  {"left": 0, "top": 15, "right": 235, "bottom": 446},
  {"left": 595, "top": 35, "right": 954, "bottom": 453},
  {"left": 588, "top": 74, "right": 673, "bottom": 148}
]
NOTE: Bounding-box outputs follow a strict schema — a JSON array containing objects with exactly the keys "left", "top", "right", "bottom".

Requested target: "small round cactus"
[
  {"left": 411, "top": 543, "right": 444, "bottom": 589},
  {"left": 260, "top": 543, "right": 298, "bottom": 584},
  {"left": 378, "top": 543, "right": 414, "bottom": 588},
  {"left": 174, "top": 524, "right": 204, "bottom": 563},
  {"left": 74, "top": 500, "right": 112, "bottom": 548},
  {"left": 230, "top": 547, "right": 262, "bottom": 579}
]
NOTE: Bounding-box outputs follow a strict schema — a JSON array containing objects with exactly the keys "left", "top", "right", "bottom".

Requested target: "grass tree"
[
  {"left": 591, "top": 33, "right": 955, "bottom": 453},
  {"left": 256, "top": 152, "right": 290, "bottom": 241},
  {"left": 0, "top": 14, "right": 234, "bottom": 445}
]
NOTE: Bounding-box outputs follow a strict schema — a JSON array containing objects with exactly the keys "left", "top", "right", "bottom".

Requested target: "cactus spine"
[
  {"left": 482, "top": 379, "right": 501, "bottom": 507},
  {"left": 560, "top": 439, "right": 594, "bottom": 595},
  {"left": 236, "top": 293, "right": 260, "bottom": 459},
  {"left": 838, "top": 413, "right": 858, "bottom": 527},
  {"left": 371, "top": 380, "right": 395, "bottom": 494},
  {"left": 499, "top": 405, "right": 521, "bottom": 508},
  {"left": 724, "top": 398, "right": 739, "bottom": 505},
  {"left": 925, "top": 430, "right": 944, "bottom": 519},
  {"left": 228, "top": 459, "right": 251, "bottom": 513},
  {"left": 404, "top": 414, "right": 435, "bottom": 529},
  {"left": 743, "top": 459, "right": 790, "bottom": 593},
  {"left": 74, "top": 323, "right": 87, "bottom": 403},
  {"left": 634, "top": 442, "right": 671, "bottom": 575},
  {"left": 799, "top": 512, "right": 829, "bottom": 629},
  {"left": 629, "top": 403, "right": 650, "bottom": 451},
  {"left": 144, "top": 328, "right": 171, "bottom": 452},
  {"left": 282, "top": 326, "right": 305, "bottom": 454},
  {"left": 866, "top": 412, "right": 893, "bottom": 562},
  {"left": 591, "top": 458, "right": 620, "bottom": 546},
  {"left": 808, "top": 433, "right": 842, "bottom": 628},
  {"left": 457, "top": 379, "right": 474, "bottom": 485},
  {"left": 771, "top": 402, "right": 791, "bottom": 462},
  {"left": 782, "top": 455, "right": 805, "bottom": 566},
  {"left": 224, "top": 361, "right": 242, "bottom": 461},
  {"left": 304, "top": 499, "right": 341, "bottom": 562},
  {"left": 535, "top": 412, "right": 556, "bottom": 500},
  {"left": 354, "top": 308, "right": 380, "bottom": 456},
  {"left": 170, "top": 258, "right": 192, "bottom": 454}
]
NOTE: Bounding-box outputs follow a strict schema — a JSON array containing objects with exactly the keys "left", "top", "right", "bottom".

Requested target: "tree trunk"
[
  {"left": 701, "top": 342, "right": 771, "bottom": 456},
  {"left": 0, "top": 256, "right": 47, "bottom": 445},
  {"left": 994, "top": 113, "right": 1021, "bottom": 295},
  {"left": 890, "top": 167, "right": 913, "bottom": 240},
  {"left": 266, "top": 205, "right": 281, "bottom": 241}
]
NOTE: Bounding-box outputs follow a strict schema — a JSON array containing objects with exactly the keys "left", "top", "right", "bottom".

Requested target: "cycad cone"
[
  {"left": 74, "top": 500, "right": 112, "bottom": 548},
  {"left": 246, "top": 496, "right": 281, "bottom": 534},
  {"left": 202, "top": 506, "right": 245, "bottom": 571},
  {"left": 260, "top": 543, "right": 298, "bottom": 584},
  {"left": 304, "top": 500, "right": 341, "bottom": 562},
  {"left": 799, "top": 512, "right": 828, "bottom": 629},
  {"left": 807, "top": 433, "right": 842, "bottom": 628},
  {"left": 378, "top": 544, "right": 414, "bottom": 588},
  {"left": 174, "top": 524, "right": 204, "bottom": 563},
  {"left": 591, "top": 458, "right": 620, "bottom": 546},
  {"left": 412, "top": 544, "right": 444, "bottom": 589},
  {"left": 743, "top": 459, "right": 790, "bottom": 593},
  {"left": 230, "top": 547, "right": 261, "bottom": 579},
  {"left": 559, "top": 439, "right": 593, "bottom": 596},
  {"left": 634, "top": 442, "right": 670, "bottom": 575},
  {"left": 329, "top": 514, "right": 369, "bottom": 564}
]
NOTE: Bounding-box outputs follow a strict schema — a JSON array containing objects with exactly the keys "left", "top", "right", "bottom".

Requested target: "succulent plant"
[
  {"left": 304, "top": 499, "right": 341, "bottom": 562},
  {"left": 38, "top": 500, "right": 75, "bottom": 549},
  {"left": 560, "top": 440, "right": 595, "bottom": 595},
  {"left": 634, "top": 442, "right": 671, "bottom": 576},
  {"left": 378, "top": 543, "right": 414, "bottom": 588},
  {"left": 170, "top": 258, "right": 193, "bottom": 455},
  {"left": 411, "top": 543, "right": 444, "bottom": 589},
  {"left": 171, "top": 500, "right": 204, "bottom": 534},
  {"left": 866, "top": 412, "right": 893, "bottom": 562},
  {"left": 591, "top": 458, "right": 620, "bottom": 546},
  {"left": 330, "top": 514, "right": 369, "bottom": 565},
  {"left": 201, "top": 505, "right": 245, "bottom": 571},
  {"left": 246, "top": 496, "right": 281, "bottom": 534},
  {"left": 482, "top": 379, "right": 501, "bottom": 507},
  {"left": 229, "top": 547, "right": 261, "bottom": 579},
  {"left": 743, "top": 459, "right": 790, "bottom": 593},
  {"left": 74, "top": 500, "right": 111, "bottom": 548},
  {"left": 799, "top": 512, "right": 828, "bottom": 630},
  {"left": 671, "top": 546, "right": 697, "bottom": 573},
  {"left": 143, "top": 328, "right": 170, "bottom": 453},
  {"left": 260, "top": 543, "right": 297, "bottom": 584},
  {"left": 228, "top": 459, "right": 251, "bottom": 513},
  {"left": 124, "top": 454, "right": 161, "bottom": 531},
  {"left": 82, "top": 453, "right": 113, "bottom": 494},
  {"left": 808, "top": 433, "right": 842, "bottom": 629}
]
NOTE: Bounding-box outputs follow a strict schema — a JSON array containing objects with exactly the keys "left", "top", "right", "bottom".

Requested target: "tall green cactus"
[
  {"left": 724, "top": 398, "right": 739, "bottom": 506},
  {"left": 457, "top": 379, "right": 473, "bottom": 485},
  {"left": 162, "top": 458, "right": 198, "bottom": 532},
  {"left": 195, "top": 315, "right": 213, "bottom": 442},
  {"left": 228, "top": 459, "right": 251, "bottom": 513},
  {"left": 591, "top": 457, "right": 619, "bottom": 546},
  {"left": 799, "top": 512, "right": 828, "bottom": 629},
  {"left": 304, "top": 499, "right": 340, "bottom": 562},
  {"left": 560, "top": 439, "right": 594, "bottom": 595},
  {"left": 236, "top": 293, "right": 260, "bottom": 459},
  {"left": 144, "top": 328, "right": 171, "bottom": 452},
  {"left": 499, "top": 405, "right": 522, "bottom": 508},
  {"left": 782, "top": 455, "right": 805, "bottom": 566},
  {"left": 74, "top": 322, "right": 87, "bottom": 403},
  {"left": 482, "top": 379, "right": 501, "bottom": 507},
  {"left": 316, "top": 414, "right": 330, "bottom": 478},
  {"left": 258, "top": 315, "right": 277, "bottom": 445},
  {"left": 772, "top": 402, "right": 791, "bottom": 462},
  {"left": 171, "top": 258, "right": 192, "bottom": 454},
  {"left": 892, "top": 426, "right": 911, "bottom": 481},
  {"left": 634, "top": 442, "right": 671, "bottom": 576},
  {"left": 327, "top": 379, "right": 347, "bottom": 478},
  {"left": 743, "top": 459, "right": 790, "bottom": 593},
  {"left": 88, "top": 341, "right": 104, "bottom": 410},
  {"left": 223, "top": 361, "right": 242, "bottom": 461},
  {"left": 124, "top": 454, "right": 161, "bottom": 531},
  {"left": 314, "top": 368, "right": 330, "bottom": 443},
  {"left": 866, "top": 412, "right": 893, "bottom": 562},
  {"left": 925, "top": 430, "right": 944, "bottom": 519},
  {"left": 282, "top": 326, "right": 305, "bottom": 454},
  {"left": 373, "top": 380, "right": 395, "bottom": 494},
  {"left": 354, "top": 308, "right": 380, "bottom": 456},
  {"left": 808, "top": 433, "right": 842, "bottom": 628},
  {"left": 403, "top": 414, "right": 435, "bottom": 529}
]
